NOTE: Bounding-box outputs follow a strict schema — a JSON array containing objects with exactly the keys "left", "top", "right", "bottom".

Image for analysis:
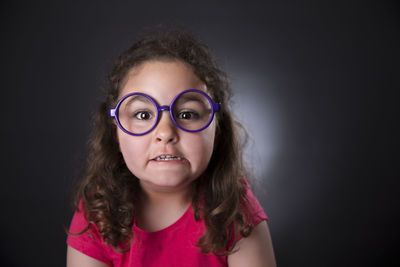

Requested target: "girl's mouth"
[
  {"left": 154, "top": 155, "right": 183, "bottom": 161},
  {"left": 152, "top": 154, "right": 186, "bottom": 162}
]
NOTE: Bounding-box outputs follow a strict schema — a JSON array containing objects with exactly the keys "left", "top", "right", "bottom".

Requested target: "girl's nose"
[{"left": 154, "top": 112, "right": 179, "bottom": 144}]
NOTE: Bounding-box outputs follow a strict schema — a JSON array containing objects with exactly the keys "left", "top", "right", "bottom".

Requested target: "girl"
[{"left": 66, "top": 30, "right": 276, "bottom": 267}]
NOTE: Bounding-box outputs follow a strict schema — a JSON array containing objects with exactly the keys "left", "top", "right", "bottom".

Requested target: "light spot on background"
[{"left": 228, "top": 67, "right": 282, "bottom": 183}]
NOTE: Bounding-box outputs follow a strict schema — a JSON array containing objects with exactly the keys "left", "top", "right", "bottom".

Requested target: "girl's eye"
[
  {"left": 134, "top": 111, "right": 152, "bottom": 120},
  {"left": 177, "top": 111, "right": 199, "bottom": 120}
]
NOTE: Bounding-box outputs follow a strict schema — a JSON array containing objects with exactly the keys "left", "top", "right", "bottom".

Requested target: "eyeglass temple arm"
[
  {"left": 109, "top": 109, "right": 116, "bottom": 117},
  {"left": 214, "top": 103, "right": 221, "bottom": 111}
]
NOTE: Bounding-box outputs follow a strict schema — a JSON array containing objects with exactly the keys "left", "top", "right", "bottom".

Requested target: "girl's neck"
[
  {"left": 139, "top": 181, "right": 195, "bottom": 208},
  {"left": 135, "top": 182, "right": 196, "bottom": 232}
]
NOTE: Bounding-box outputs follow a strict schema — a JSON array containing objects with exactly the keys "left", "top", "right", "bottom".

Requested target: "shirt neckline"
[{"left": 133, "top": 202, "right": 193, "bottom": 235}]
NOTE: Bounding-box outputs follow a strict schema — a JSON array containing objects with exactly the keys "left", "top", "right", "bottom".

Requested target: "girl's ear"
[{"left": 113, "top": 120, "right": 118, "bottom": 128}]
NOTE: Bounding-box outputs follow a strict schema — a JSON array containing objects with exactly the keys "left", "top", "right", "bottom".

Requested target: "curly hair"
[{"left": 69, "top": 29, "right": 255, "bottom": 256}]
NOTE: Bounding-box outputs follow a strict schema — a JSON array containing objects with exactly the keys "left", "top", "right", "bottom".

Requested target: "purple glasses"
[{"left": 109, "top": 89, "right": 221, "bottom": 136}]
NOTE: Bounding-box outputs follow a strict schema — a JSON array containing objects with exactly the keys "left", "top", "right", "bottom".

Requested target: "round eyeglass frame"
[{"left": 109, "top": 89, "right": 221, "bottom": 136}]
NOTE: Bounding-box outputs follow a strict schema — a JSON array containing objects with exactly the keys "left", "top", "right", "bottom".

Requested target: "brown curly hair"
[{"left": 68, "top": 29, "right": 255, "bottom": 256}]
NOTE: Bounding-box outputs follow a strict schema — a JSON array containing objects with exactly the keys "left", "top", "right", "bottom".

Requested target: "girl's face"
[{"left": 117, "top": 60, "right": 216, "bottom": 194}]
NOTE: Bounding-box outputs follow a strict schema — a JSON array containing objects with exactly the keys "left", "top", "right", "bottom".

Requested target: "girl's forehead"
[{"left": 119, "top": 60, "right": 208, "bottom": 102}]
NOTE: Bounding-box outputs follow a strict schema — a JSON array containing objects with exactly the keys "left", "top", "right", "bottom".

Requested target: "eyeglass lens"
[{"left": 117, "top": 91, "right": 212, "bottom": 135}]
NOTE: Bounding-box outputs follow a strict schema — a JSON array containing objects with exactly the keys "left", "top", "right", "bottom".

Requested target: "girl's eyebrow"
[
  {"left": 178, "top": 95, "right": 207, "bottom": 105},
  {"left": 124, "top": 95, "right": 152, "bottom": 106}
]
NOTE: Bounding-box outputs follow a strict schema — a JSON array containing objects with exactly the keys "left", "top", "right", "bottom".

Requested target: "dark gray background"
[{"left": 1, "top": 1, "right": 399, "bottom": 266}]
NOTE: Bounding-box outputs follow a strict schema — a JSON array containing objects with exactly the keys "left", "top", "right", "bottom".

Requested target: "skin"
[{"left": 67, "top": 60, "right": 276, "bottom": 266}]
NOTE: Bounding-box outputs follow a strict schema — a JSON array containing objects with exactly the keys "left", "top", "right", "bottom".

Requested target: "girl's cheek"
[
  {"left": 117, "top": 132, "right": 144, "bottom": 160},
  {"left": 189, "top": 130, "right": 215, "bottom": 162}
]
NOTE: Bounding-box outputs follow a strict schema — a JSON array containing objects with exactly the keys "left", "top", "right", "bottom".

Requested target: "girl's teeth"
[{"left": 156, "top": 155, "right": 182, "bottom": 161}]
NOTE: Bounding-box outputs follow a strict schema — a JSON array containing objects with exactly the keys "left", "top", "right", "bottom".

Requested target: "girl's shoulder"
[{"left": 66, "top": 200, "right": 114, "bottom": 265}]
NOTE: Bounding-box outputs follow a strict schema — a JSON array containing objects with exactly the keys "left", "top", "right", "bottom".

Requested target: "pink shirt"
[{"left": 67, "top": 187, "right": 268, "bottom": 267}]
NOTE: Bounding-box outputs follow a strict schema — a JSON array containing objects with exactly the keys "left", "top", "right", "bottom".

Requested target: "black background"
[{"left": 1, "top": 1, "right": 399, "bottom": 266}]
